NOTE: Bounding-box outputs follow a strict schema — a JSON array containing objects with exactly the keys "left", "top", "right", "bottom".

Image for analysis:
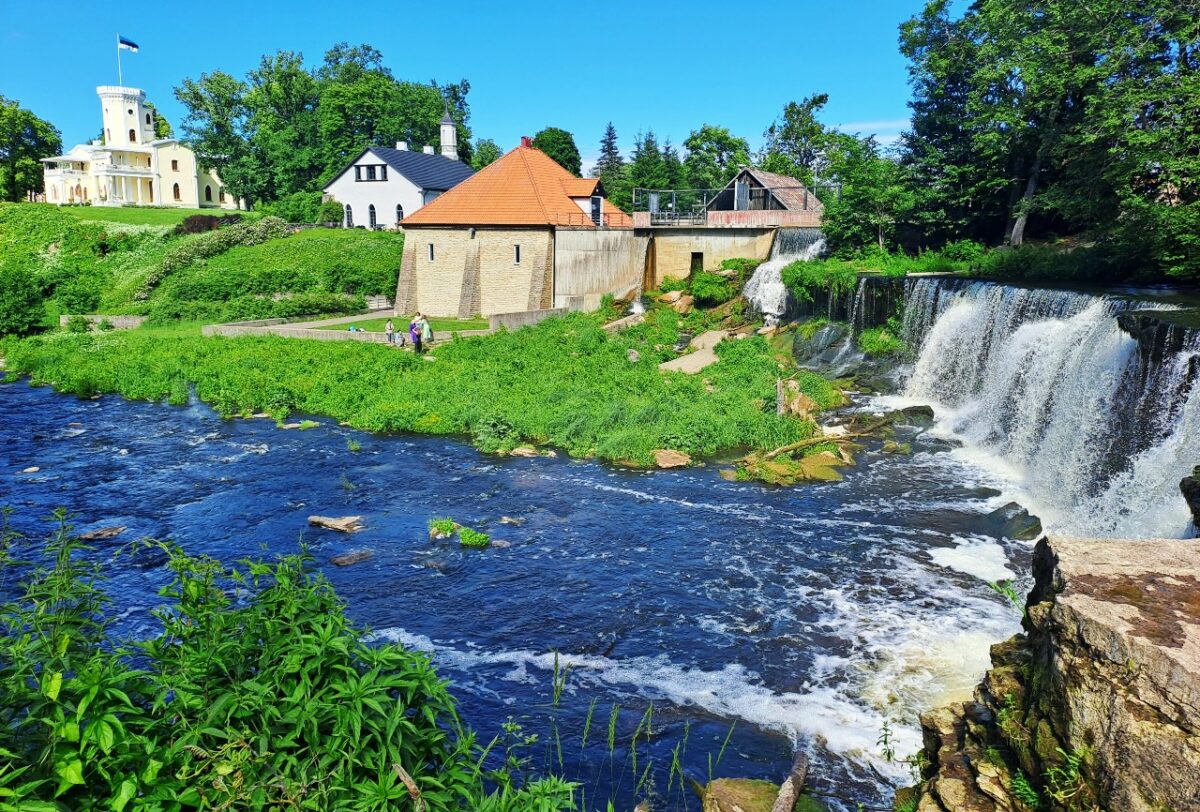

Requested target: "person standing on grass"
[
  {"left": 420, "top": 313, "right": 434, "bottom": 347},
  {"left": 385, "top": 319, "right": 396, "bottom": 345},
  {"left": 409, "top": 314, "right": 423, "bottom": 354}
]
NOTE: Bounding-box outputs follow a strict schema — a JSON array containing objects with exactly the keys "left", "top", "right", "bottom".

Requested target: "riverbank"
[{"left": 0, "top": 308, "right": 841, "bottom": 467}]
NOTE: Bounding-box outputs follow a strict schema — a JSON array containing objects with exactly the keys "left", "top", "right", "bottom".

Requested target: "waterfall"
[
  {"left": 744, "top": 228, "right": 826, "bottom": 325},
  {"left": 903, "top": 278, "right": 1200, "bottom": 538}
]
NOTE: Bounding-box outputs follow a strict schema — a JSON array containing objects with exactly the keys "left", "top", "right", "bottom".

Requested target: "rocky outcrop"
[
  {"left": 904, "top": 535, "right": 1200, "bottom": 812},
  {"left": 1182, "top": 466, "right": 1200, "bottom": 530}
]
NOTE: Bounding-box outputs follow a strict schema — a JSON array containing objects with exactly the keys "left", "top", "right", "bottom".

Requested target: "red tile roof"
[{"left": 401, "top": 144, "right": 632, "bottom": 228}]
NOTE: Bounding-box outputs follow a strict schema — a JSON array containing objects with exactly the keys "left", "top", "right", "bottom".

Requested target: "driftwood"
[
  {"left": 755, "top": 414, "right": 899, "bottom": 462},
  {"left": 392, "top": 764, "right": 425, "bottom": 812},
  {"left": 307, "top": 515, "right": 364, "bottom": 533},
  {"left": 79, "top": 526, "right": 127, "bottom": 541},
  {"left": 771, "top": 752, "right": 809, "bottom": 812}
]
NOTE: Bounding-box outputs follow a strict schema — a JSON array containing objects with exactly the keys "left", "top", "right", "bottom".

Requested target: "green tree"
[
  {"left": 174, "top": 71, "right": 266, "bottom": 206},
  {"left": 0, "top": 264, "right": 44, "bottom": 335},
  {"left": 0, "top": 96, "right": 61, "bottom": 202},
  {"left": 627, "top": 131, "right": 671, "bottom": 191},
  {"left": 246, "top": 50, "right": 322, "bottom": 199},
  {"left": 822, "top": 135, "right": 916, "bottom": 251},
  {"left": 594, "top": 122, "right": 623, "bottom": 178},
  {"left": 471, "top": 138, "right": 502, "bottom": 169},
  {"left": 761, "top": 94, "right": 832, "bottom": 185},
  {"left": 683, "top": 124, "right": 750, "bottom": 190},
  {"left": 531, "top": 127, "right": 581, "bottom": 176}
]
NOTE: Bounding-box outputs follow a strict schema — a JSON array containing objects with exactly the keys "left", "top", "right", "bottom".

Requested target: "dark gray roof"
[{"left": 358, "top": 146, "right": 474, "bottom": 191}]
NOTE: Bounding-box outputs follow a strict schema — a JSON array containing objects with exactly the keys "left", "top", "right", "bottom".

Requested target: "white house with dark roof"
[{"left": 322, "top": 111, "right": 474, "bottom": 229}]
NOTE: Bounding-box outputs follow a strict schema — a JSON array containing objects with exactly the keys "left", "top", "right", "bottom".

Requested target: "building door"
[{"left": 690, "top": 252, "right": 704, "bottom": 275}]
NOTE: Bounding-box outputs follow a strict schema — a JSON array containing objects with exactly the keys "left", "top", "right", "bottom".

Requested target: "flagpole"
[{"left": 116, "top": 32, "right": 123, "bottom": 86}]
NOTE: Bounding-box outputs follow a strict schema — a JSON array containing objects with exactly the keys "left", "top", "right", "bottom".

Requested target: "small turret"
[{"left": 439, "top": 101, "right": 458, "bottom": 161}]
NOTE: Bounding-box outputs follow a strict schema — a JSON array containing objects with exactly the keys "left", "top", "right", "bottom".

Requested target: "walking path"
[
  {"left": 658, "top": 330, "right": 728, "bottom": 374},
  {"left": 202, "top": 311, "right": 491, "bottom": 344}
]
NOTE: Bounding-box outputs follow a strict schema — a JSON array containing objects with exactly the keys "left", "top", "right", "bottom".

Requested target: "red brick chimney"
[{"left": 521, "top": 136, "right": 533, "bottom": 148}]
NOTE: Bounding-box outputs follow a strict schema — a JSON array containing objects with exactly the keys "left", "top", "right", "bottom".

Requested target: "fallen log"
[{"left": 771, "top": 752, "right": 809, "bottom": 812}]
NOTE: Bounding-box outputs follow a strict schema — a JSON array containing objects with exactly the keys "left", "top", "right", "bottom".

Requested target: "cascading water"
[
  {"left": 902, "top": 277, "right": 1200, "bottom": 538},
  {"left": 744, "top": 228, "right": 826, "bottom": 325}
]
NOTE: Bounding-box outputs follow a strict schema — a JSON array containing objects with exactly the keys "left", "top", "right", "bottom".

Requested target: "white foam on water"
[{"left": 927, "top": 535, "right": 1016, "bottom": 583}]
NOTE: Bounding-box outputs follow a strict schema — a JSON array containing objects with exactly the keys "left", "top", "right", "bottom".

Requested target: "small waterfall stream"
[
  {"left": 902, "top": 277, "right": 1200, "bottom": 538},
  {"left": 744, "top": 228, "right": 826, "bottom": 325}
]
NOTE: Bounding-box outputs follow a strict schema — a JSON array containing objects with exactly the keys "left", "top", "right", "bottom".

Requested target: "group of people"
[{"left": 382, "top": 313, "right": 434, "bottom": 353}]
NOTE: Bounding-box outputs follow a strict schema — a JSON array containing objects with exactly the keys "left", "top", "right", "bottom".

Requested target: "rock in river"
[
  {"left": 308, "top": 515, "right": 365, "bottom": 533},
  {"left": 79, "top": 526, "right": 127, "bottom": 541},
  {"left": 1181, "top": 465, "right": 1200, "bottom": 529},
  {"left": 331, "top": 549, "right": 373, "bottom": 566},
  {"left": 985, "top": 501, "right": 1043, "bottom": 541},
  {"left": 653, "top": 449, "right": 691, "bottom": 469}
]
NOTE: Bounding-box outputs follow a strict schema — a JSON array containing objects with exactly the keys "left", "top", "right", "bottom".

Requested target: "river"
[{"left": 1, "top": 378, "right": 1027, "bottom": 810}]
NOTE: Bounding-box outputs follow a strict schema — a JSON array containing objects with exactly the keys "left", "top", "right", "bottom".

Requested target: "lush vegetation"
[
  {"left": 174, "top": 43, "right": 473, "bottom": 207},
  {"left": 2, "top": 309, "right": 828, "bottom": 466},
  {"left": 0, "top": 511, "right": 574, "bottom": 810},
  {"left": 0, "top": 96, "right": 61, "bottom": 202},
  {"left": 458, "top": 528, "right": 491, "bottom": 549},
  {"left": 0, "top": 204, "right": 401, "bottom": 331},
  {"left": 531, "top": 128, "right": 582, "bottom": 177},
  {"left": 63, "top": 207, "right": 238, "bottom": 227},
  {"left": 857, "top": 326, "right": 906, "bottom": 358}
]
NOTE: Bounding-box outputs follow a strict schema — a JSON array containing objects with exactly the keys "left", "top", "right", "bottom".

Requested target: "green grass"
[
  {"left": 856, "top": 326, "right": 906, "bottom": 357},
  {"left": 428, "top": 517, "right": 458, "bottom": 537},
  {"left": 3, "top": 309, "right": 817, "bottom": 466},
  {"left": 317, "top": 316, "right": 490, "bottom": 333},
  {"left": 63, "top": 206, "right": 249, "bottom": 227},
  {"left": 459, "top": 527, "right": 491, "bottom": 548}
]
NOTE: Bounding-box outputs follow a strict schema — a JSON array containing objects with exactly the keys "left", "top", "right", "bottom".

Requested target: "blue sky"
[{"left": 2, "top": 1, "right": 926, "bottom": 170}]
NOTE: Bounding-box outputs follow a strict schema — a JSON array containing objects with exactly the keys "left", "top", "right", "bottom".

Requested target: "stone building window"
[
  {"left": 205, "top": 185, "right": 212, "bottom": 202},
  {"left": 428, "top": 244, "right": 435, "bottom": 261},
  {"left": 219, "top": 189, "right": 226, "bottom": 203},
  {"left": 395, "top": 204, "right": 404, "bottom": 223},
  {"left": 171, "top": 159, "right": 178, "bottom": 171},
  {"left": 129, "top": 129, "right": 136, "bottom": 143},
  {"left": 173, "top": 183, "right": 181, "bottom": 201},
  {"left": 368, "top": 204, "right": 377, "bottom": 228},
  {"left": 345, "top": 205, "right": 353, "bottom": 227},
  {"left": 514, "top": 245, "right": 521, "bottom": 264}
]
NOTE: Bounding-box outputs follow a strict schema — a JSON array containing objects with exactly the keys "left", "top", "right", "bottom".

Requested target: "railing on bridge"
[{"left": 632, "top": 188, "right": 723, "bottom": 226}]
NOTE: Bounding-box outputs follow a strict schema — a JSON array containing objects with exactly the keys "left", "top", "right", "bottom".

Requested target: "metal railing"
[{"left": 632, "top": 188, "right": 723, "bottom": 225}]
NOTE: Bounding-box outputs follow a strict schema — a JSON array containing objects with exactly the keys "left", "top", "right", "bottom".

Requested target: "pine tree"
[{"left": 594, "top": 122, "right": 623, "bottom": 177}]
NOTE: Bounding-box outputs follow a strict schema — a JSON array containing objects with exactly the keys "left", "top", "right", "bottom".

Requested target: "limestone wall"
[
  {"left": 650, "top": 228, "right": 775, "bottom": 286},
  {"left": 553, "top": 229, "right": 648, "bottom": 310},
  {"left": 397, "top": 227, "right": 553, "bottom": 317},
  {"left": 902, "top": 535, "right": 1200, "bottom": 812}
]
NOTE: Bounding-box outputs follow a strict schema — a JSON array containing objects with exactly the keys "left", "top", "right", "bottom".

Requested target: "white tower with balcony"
[{"left": 439, "top": 104, "right": 458, "bottom": 162}]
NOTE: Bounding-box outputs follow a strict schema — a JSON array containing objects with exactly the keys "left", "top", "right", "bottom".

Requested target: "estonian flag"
[{"left": 118, "top": 36, "right": 139, "bottom": 52}]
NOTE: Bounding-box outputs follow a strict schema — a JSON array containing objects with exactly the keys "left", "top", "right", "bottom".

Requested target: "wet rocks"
[
  {"left": 20, "top": 466, "right": 40, "bottom": 474},
  {"left": 703, "top": 778, "right": 778, "bottom": 812},
  {"left": 985, "top": 502, "right": 1043, "bottom": 541},
  {"left": 308, "top": 515, "right": 364, "bottom": 533},
  {"left": 627, "top": 348, "right": 641, "bottom": 363},
  {"left": 895, "top": 405, "right": 935, "bottom": 427},
  {"left": 792, "top": 322, "right": 848, "bottom": 367},
  {"left": 509, "top": 446, "right": 540, "bottom": 458},
  {"left": 499, "top": 516, "right": 524, "bottom": 526},
  {"left": 904, "top": 535, "right": 1200, "bottom": 812},
  {"left": 330, "top": 549, "right": 373, "bottom": 566},
  {"left": 1181, "top": 465, "right": 1200, "bottom": 530},
  {"left": 79, "top": 526, "right": 126, "bottom": 541},
  {"left": 653, "top": 449, "right": 691, "bottom": 469}
]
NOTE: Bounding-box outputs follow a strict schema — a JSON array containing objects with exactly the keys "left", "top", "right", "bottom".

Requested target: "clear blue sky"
[{"left": 2, "top": 0, "right": 927, "bottom": 170}]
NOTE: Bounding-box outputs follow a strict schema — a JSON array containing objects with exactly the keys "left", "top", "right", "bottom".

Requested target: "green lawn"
[
  {"left": 64, "top": 206, "right": 255, "bottom": 226},
  {"left": 317, "top": 316, "right": 490, "bottom": 333}
]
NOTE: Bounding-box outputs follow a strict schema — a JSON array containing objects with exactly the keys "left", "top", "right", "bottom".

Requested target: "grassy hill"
[{"left": 0, "top": 204, "right": 402, "bottom": 326}]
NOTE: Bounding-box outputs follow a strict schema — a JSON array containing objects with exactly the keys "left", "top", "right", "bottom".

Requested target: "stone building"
[
  {"left": 41, "top": 86, "right": 237, "bottom": 209},
  {"left": 396, "top": 139, "right": 637, "bottom": 318}
]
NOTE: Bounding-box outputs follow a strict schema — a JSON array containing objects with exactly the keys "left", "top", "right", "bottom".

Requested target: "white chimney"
[
  {"left": 396, "top": 141, "right": 408, "bottom": 151},
  {"left": 422, "top": 145, "right": 435, "bottom": 155}
]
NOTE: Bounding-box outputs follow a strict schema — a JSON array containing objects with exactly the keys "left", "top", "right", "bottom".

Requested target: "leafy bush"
[
  {"left": 940, "top": 239, "right": 986, "bottom": 263},
  {"left": 459, "top": 528, "right": 491, "bottom": 548},
  {"left": 65, "top": 314, "right": 92, "bottom": 333},
  {"left": 172, "top": 213, "right": 241, "bottom": 235},
  {"left": 658, "top": 276, "right": 689, "bottom": 293},
  {"left": 857, "top": 326, "right": 905, "bottom": 357},
  {"left": 0, "top": 265, "right": 45, "bottom": 336},
  {"left": 973, "top": 244, "right": 1096, "bottom": 281},
  {"left": 429, "top": 517, "right": 459, "bottom": 537},
  {"left": 0, "top": 511, "right": 575, "bottom": 811},
  {"left": 97, "top": 318, "right": 115, "bottom": 332},
  {"left": 318, "top": 199, "right": 346, "bottom": 226},
  {"left": 689, "top": 271, "right": 736, "bottom": 307},
  {"left": 145, "top": 292, "right": 366, "bottom": 325},
  {"left": 145, "top": 216, "right": 292, "bottom": 296},
  {"left": 257, "top": 191, "right": 324, "bottom": 224},
  {"left": 781, "top": 259, "right": 859, "bottom": 303},
  {"left": 720, "top": 257, "right": 762, "bottom": 275}
]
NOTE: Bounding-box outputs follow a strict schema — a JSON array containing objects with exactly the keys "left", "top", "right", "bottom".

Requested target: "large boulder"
[
  {"left": 653, "top": 449, "right": 691, "bottom": 469},
  {"left": 985, "top": 502, "right": 1043, "bottom": 541},
  {"left": 1181, "top": 465, "right": 1200, "bottom": 531},
  {"left": 792, "top": 322, "right": 849, "bottom": 367}
]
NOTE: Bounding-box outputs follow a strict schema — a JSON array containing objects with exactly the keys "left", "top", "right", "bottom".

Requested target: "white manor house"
[{"left": 41, "top": 86, "right": 237, "bottom": 210}]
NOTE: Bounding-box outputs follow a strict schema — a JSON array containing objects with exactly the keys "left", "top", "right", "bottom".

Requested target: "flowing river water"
[{"left": 2, "top": 277, "right": 1197, "bottom": 809}]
